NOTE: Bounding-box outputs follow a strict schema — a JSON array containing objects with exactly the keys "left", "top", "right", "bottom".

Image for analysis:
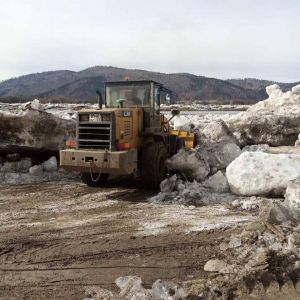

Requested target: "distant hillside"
[
  {"left": 227, "top": 78, "right": 299, "bottom": 92},
  {"left": 0, "top": 66, "right": 298, "bottom": 104}
]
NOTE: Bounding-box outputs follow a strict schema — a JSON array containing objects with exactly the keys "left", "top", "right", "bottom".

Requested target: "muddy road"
[{"left": 0, "top": 181, "right": 255, "bottom": 299}]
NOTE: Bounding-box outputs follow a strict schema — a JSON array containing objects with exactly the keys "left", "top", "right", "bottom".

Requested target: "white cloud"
[{"left": 0, "top": 0, "right": 299, "bottom": 81}]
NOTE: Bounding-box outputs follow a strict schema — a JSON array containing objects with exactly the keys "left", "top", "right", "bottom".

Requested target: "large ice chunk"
[
  {"left": 202, "top": 171, "right": 230, "bottom": 193},
  {"left": 0, "top": 110, "right": 75, "bottom": 152},
  {"left": 166, "top": 148, "right": 210, "bottom": 181},
  {"left": 285, "top": 179, "right": 300, "bottom": 222},
  {"left": 226, "top": 84, "right": 300, "bottom": 146},
  {"left": 199, "top": 142, "right": 241, "bottom": 171},
  {"left": 226, "top": 152, "right": 300, "bottom": 196},
  {"left": 42, "top": 156, "right": 58, "bottom": 172}
]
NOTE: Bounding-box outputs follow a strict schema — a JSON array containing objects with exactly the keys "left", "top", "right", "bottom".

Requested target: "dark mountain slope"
[
  {"left": 227, "top": 78, "right": 300, "bottom": 92},
  {"left": 0, "top": 66, "right": 297, "bottom": 103}
]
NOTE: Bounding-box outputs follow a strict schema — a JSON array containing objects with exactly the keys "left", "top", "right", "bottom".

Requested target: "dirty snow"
[
  {"left": 137, "top": 203, "right": 255, "bottom": 236},
  {"left": 0, "top": 100, "right": 98, "bottom": 120}
]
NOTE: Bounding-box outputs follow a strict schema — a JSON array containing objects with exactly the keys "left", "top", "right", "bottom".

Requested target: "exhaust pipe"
[{"left": 96, "top": 90, "right": 102, "bottom": 109}]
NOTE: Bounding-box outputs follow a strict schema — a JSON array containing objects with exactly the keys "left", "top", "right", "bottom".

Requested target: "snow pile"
[
  {"left": 285, "top": 179, "right": 300, "bottom": 222},
  {"left": 42, "top": 156, "right": 58, "bottom": 172},
  {"left": 242, "top": 144, "right": 270, "bottom": 153},
  {"left": 21, "top": 99, "right": 44, "bottom": 111},
  {"left": 226, "top": 84, "right": 300, "bottom": 146},
  {"left": 169, "top": 84, "right": 300, "bottom": 148},
  {"left": 44, "top": 103, "right": 77, "bottom": 120},
  {"left": 0, "top": 156, "right": 77, "bottom": 185},
  {"left": 226, "top": 152, "right": 300, "bottom": 196},
  {"left": 151, "top": 174, "right": 236, "bottom": 206},
  {"left": 252, "top": 84, "right": 300, "bottom": 111},
  {"left": 47, "top": 109, "right": 76, "bottom": 120},
  {"left": 0, "top": 101, "right": 96, "bottom": 120},
  {"left": 161, "top": 103, "right": 249, "bottom": 111},
  {"left": 198, "top": 141, "right": 241, "bottom": 171},
  {"left": 170, "top": 84, "right": 300, "bottom": 149},
  {"left": 0, "top": 109, "right": 25, "bottom": 117},
  {"left": 152, "top": 176, "right": 203, "bottom": 205},
  {"left": 1, "top": 158, "right": 32, "bottom": 173},
  {"left": 171, "top": 112, "right": 233, "bottom": 131},
  {"left": 168, "top": 118, "right": 242, "bottom": 188},
  {"left": 295, "top": 133, "right": 300, "bottom": 147},
  {"left": 201, "top": 171, "right": 230, "bottom": 193},
  {"left": 0, "top": 100, "right": 77, "bottom": 185},
  {"left": 0, "top": 103, "right": 75, "bottom": 152},
  {"left": 200, "top": 119, "right": 237, "bottom": 144},
  {"left": 172, "top": 115, "right": 194, "bottom": 131},
  {"left": 84, "top": 276, "right": 188, "bottom": 300},
  {"left": 166, "top": 148, "right": 210, "bottom": 181},
  {"left": 231, "top": 197, "right": 260, "bottom": 211},
  {"left": 198, "top": 200, "right": 300, "bottom": 299},
  {"left": 160, "top": 174, "right": 177, "bottom": 193}
]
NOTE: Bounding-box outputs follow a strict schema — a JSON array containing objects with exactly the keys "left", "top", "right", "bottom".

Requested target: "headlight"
[
  {"left": 79, "top": 114, "right": 89, "bottom": 122},
  {"left": 101, "top": 114, "right": 111, "bottom": 121}
]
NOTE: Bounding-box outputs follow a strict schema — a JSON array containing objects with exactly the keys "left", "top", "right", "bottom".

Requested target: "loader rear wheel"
[
  {"left": 140, "top": 141, "right": 167, "bottom": 189},
  {"left": 81, "top": 172, "right": 109, "bottom": 187},
  {"left": 176, "top": 137, "right": 185, "bottom": 152}
]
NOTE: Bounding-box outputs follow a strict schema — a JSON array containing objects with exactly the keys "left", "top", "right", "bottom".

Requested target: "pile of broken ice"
[
  {"left": 157, "top": 84, "right": 300, "bottom": 220},
  {"left": 0, "top": 99, "right": 75, "bottom": 153},
  {"left": 199, "top": 201, "right": 300, "bottom": 299},
  {"left": 150, "top": 85, "right": 300, "bottom": 298},
  {"left": 0, "top": 100, "right": 77, "bottom": 184},
  {"left": 84, "top": 276, "right": 188, "bottom": 300},
  {"left": 0, "top": 155, "right": 77, "bottom": 185}
]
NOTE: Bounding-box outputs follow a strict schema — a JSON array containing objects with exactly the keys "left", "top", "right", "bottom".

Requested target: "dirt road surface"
[{"left": 0, "top": 181, "right": 255, "bottom": 299}]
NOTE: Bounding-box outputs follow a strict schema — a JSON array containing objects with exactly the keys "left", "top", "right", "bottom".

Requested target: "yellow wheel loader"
[{"left": 60, "top": 80, "right": 195, "bottom": 188}]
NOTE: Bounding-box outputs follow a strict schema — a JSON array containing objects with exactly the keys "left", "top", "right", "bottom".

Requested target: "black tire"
[
  {"left": 176, "top": 137, "right": 185, "bottom": 152},
  {"left": 140, "top": 141, "right": 167, "bottom": 189},
  {"left": 81, "top": 172, "right": 109, "bottom": 187}
]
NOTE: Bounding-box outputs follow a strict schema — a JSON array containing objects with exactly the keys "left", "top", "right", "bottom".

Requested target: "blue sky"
[{"left": 0, "top": 0, "right": 299, "bottom": 81}]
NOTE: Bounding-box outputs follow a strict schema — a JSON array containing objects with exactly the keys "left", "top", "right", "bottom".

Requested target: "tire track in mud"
[
  {"left": 0, "top": 234, "right": 220, "bottom": 269},
  {"left": 0, "top": 229, "right": 226, "bottom": 292},
  {"left": 0, "top": 181, "right": 251, "bottom": 299}
]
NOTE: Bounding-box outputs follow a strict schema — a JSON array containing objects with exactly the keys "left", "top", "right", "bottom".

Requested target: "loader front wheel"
[
  {"left": 81, "top": 172, "right": 109, "bottom": 187},
  {"left": 140, "top": 141, "right": 167, "bottom": 189}
]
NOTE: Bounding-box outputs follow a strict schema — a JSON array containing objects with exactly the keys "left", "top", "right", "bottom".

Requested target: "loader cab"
[{"left": 105, "top": 80, "right": 171, "bottom": 130}]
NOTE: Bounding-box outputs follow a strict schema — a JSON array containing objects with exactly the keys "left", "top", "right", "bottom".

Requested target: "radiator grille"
[
  {"left": 77, "top": 116, "right": 113, "bottom": 149},
  {"left": 123, "top": 120, "right": 131, "bottom": 137}
]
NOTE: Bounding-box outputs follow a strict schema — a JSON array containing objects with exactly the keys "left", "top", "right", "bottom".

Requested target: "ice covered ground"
[
  {"left": 1, "top": 84, "right": 300, "bottom": 198},
  {"left": 160, "top": 103, "right": 250, "bottom": 111},
  {"left": 0, "top": 99, "right": 243, "bottom": 186},
  {"left": 169, "top": 111, "right": 234, "bottom": 130},
  {"left": 0, "top": 101, "right": 244, "bottom": 121},
  {"left": 138, "top": 203, "right": 255, "bottom": 236},
  {"left": 0, "top": 101, "right": 98, "bottom": 119}
]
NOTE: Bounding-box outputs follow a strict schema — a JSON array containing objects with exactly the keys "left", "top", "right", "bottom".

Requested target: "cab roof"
[{"left": 105, "top": 80, "right": 162, "bottom": 86}]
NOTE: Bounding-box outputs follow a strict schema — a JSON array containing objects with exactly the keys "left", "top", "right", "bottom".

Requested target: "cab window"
[{"left": 106, "top": 84, "right": 150, "bottom": 107}]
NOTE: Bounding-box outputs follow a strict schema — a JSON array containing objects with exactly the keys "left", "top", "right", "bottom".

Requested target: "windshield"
[{"left": 106, "top": 84, "right": 150, "bottom": 107}]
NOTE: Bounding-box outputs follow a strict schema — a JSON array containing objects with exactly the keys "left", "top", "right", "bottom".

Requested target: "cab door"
[{"left": 151, "top": 83, "right": 162, "bottom": 129}]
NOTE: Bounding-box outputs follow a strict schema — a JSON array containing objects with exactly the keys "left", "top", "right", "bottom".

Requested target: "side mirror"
[
  {"left": 171, "top": 108, "right": 180, "bottom": 116},
  {"left": 165, "top": 93, "right": 171, "bottom": 105},
  {"left": 155, "top": 88, "right": 161, "bottom": 107},
  {"left": 96, "top": 90, "right": 103, "bottom": 109},
  {"left": 116, "top": 99, "right": 126, "bottom": 108}
]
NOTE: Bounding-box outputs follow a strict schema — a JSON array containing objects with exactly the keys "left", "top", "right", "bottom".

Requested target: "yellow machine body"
[
  {"left": 60, "top": 107, "right": 194, "bottom": 174},
  {"left": 60, "top": 80, "right": 195, "bottom": 186}
]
